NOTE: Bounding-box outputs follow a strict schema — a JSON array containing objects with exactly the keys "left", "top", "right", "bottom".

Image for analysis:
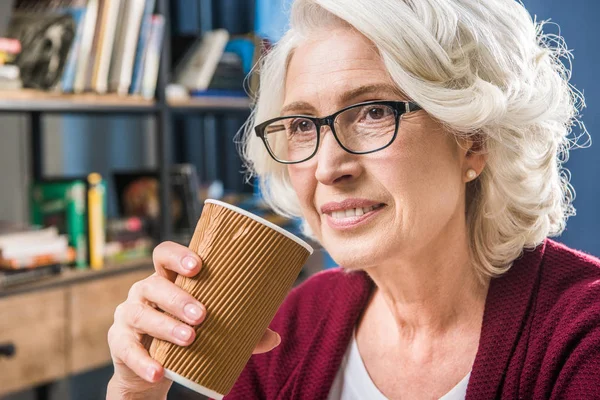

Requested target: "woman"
[{"left": 107, "top": 0, "right": 600, "bottom": 398}]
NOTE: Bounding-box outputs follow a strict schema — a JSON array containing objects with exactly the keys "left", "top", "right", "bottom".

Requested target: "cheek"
[
  {"left": 375, "top": 127, "right": 463, "bottom": 217},
  {"left": 288, "top": 163, "right": 318, "bottom": 215}
]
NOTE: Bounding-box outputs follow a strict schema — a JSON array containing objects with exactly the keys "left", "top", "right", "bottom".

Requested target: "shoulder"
[
  {"left": 526, "top": 240, "right": 600, "bottom": 395},
  {"left": 529, "top": 239, "right": 600, "bottom": 353},
  {"left": 538, "top": 239, "right": 600, "bottom": 311}
]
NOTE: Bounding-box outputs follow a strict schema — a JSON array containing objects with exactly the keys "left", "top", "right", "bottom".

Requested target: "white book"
[
  {"left": 175, "top": 29, "right": 230, "bottom": 91},
  {"left": 93, "top": 0, "right": 122, "bottom": 94},
  {"left": 0, "top": 226, "right": 59, "bottom": 248},
  {"left": 141, "top": 15, "right": 165, "bottom": 100},
  {"left": 73, "top": 0, "right": 99, "bottom": 94},
  {"left": 0, "top": 235, "right": 68, "bottom": 260},
  {"left": 109, "top": 0, "right": 146, "bottom": 96}
]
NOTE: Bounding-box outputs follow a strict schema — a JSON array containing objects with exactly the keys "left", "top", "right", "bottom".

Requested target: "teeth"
[{"left": 329, "top": 206, "right": 379, "bottom": 219}]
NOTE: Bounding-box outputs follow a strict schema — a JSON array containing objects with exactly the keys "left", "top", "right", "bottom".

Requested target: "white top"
[{"left": 327, "top": 328, "right": 471, "bottom": 400}]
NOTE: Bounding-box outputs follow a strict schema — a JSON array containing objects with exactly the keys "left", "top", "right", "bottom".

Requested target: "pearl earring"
[{"left": 466, "top": 169, "right": 477, "bottom": 181}]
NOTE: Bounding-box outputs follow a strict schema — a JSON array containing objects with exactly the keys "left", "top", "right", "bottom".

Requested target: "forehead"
[{"left": 283, "top": 28, "right": 400, "bottom": 112}]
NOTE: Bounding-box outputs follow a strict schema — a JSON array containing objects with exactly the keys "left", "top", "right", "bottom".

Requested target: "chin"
[{"left": 322, "top": 236, "right": 380, "bottom": 270}]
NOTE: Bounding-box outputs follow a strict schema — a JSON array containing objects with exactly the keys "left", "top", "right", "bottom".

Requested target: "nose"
[{"left": 314, "top": 126, "right": 362, "bottom": 186}]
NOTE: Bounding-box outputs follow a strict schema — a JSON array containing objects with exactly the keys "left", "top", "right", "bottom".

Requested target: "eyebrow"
[{"left": 280, "top": 83, "right": 406, "bottom": 115}]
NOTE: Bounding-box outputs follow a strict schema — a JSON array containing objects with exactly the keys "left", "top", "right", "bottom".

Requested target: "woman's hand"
[{"left": 106, "top": 241, "right": 282, "bottom": 399}]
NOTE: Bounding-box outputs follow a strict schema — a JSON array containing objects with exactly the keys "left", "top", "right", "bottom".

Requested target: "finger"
[
  {"left": 116, "top": 301, "right": 197, "bottom": 347},
  {"left": 152, "top": 241, "right": 202, "bottom": 281},
  {"left": 109, "top": 328, "right": 165, "bottom": 383},
  {"left": 252, "top": 329, "right": 281, "bottom": 354},
  {"left": 129, "top": 275, "right": 206, "bottom": 325}
]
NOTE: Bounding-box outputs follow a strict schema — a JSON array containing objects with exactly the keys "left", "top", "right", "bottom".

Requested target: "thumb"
[{"left": 252, "top": 329, "right": 281, "bottom": 354}]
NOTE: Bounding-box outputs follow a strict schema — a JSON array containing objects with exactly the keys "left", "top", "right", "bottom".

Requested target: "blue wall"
[{"left": 523, "top": 0, "right": 599, "bottom": 255}]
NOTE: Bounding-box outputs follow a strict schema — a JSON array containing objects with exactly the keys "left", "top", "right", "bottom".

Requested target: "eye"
[
  {"left": 366, "top": 106, "right": 391, "bottom": 120},
  {"left": 291, "top": 118, "right": 316, "bottom": 133}
]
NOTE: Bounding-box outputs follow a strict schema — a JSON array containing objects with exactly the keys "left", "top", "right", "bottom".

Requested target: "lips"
[
  {"left": 320, "top": 198, "right": 385, "bottom": 216},
  {"left": 321, "top": 198, "right": 385, "bottom": 220}
]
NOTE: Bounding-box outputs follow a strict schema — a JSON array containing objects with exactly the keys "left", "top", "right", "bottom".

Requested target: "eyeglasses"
[{"left": 254, "top": 100, "right": 422, "bottom": 164}]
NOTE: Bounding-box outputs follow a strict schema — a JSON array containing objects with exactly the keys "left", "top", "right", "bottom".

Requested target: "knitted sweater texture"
[{"left": 218, "top": 239, "right": 600, "bottom": 399}]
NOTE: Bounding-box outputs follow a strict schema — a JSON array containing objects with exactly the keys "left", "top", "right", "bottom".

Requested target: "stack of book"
[
  {"left": 0, "top": 222, "right": 75, "bottom": 288},
  {"left": 7, "top": 0, "right": 164, "bottom": 98}
]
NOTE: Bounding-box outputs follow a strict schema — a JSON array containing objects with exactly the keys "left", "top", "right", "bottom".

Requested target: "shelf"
[
  {"left": 0, "top": 90, "right": 156, "bottom": 113},
  {"left": 168, "top": 96, "right": 252, "bottom": 112},
  {"left": 0, "top": 258, "right": 154, "bottom": 298},
  {"left": 0, "top": 90, "right": 253, "bottom": 113}
]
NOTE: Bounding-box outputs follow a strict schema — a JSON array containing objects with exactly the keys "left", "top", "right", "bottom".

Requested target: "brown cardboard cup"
[{"left": 149, "top": 199, "right": 313, "bottom": 399}]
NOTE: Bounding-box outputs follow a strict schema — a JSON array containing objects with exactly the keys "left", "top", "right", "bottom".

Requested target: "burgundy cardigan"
[{"left": 218, "top": 239, "right": 600, "bottom": 399}]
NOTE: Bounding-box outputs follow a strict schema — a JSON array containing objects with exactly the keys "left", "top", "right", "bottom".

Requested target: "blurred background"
[{"left": 0, "top": 0, "right": 596, "bottom": 399}]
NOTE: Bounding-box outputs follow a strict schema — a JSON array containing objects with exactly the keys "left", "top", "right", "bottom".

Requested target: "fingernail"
[
  {"left": 174, "top": 326, "right": 193, "bottom": 341},
  {"left": 182, "top": 256, "right": 197, "bottom": 271},
  {"left": 147, "top": 365, "right": 158, "bottom": 381},
  {"left": 184, "top": 303, "right": 204, "bottom": 321}
]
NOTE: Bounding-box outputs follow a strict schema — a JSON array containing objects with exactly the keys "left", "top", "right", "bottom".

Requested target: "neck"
[{"left": 363, "top": 221, "right": 490, "bottom": 340}]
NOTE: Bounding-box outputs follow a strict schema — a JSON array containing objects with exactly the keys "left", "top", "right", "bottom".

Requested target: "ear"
[{"left": 460, "top": 134, "right": 487, "bottom": 176}]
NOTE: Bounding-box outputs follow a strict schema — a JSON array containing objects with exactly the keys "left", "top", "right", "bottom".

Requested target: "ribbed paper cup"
[{"left": 149, "top": 199, "right": 313, "bottom": 399}]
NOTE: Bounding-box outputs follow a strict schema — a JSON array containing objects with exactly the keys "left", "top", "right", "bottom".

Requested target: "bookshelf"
[
  {"left": 0, "top": 89, "right": 156, "bottom": 112},
  {"left": 0, "top": 0, "right": 253, "bottom": 242},
  {"left": 0, "top": 90, "right": 253, "bottom": 113},
  {"left": 0, "top": 1, "right": 257, "bottom": 397}
]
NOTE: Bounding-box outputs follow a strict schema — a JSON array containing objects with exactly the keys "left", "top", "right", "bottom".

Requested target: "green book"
[{"left": 30, "top": 180, "right": 88, "bottom": 269}]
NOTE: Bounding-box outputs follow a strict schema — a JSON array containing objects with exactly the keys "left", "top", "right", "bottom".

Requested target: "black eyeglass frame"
[{"left": 254, "top": 100, "right": 422, "bottom": 164}]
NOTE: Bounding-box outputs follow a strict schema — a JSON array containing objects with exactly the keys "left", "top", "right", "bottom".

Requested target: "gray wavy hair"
[{"left": 239, "top": 0, "right": 587, "bottom": 277}]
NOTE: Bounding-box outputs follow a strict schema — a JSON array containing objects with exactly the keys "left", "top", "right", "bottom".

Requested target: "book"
[
  {"left": 0, "top": 234, "right": 68, "bottom": 260},
  {"left": 141, "top": 14, "right": 165, "bottom": 100},
  {"left": 0, "top": 246, "right": 75, "bottom": 270},
  {"left": 0, "top": 225, "right": 58, "bottom": 245},
  {"left": 174, "top": 0, "right": 201, "bottom": 35},
  {"left": 109, "top": 0, "right": 146, "bottom": 95},
  {"left": 72, "top": 0, "right": 99, "bottom": 93},
  {"left": 0, "top": 222, "right": 74, "bottom": 270},
  {"left": 214, "top": 0, "right": 255, "bottom": 35},
  {"left": 87, "top": 173, "right": 106, "bottom": 270},
  {"left": 129, "top": 0, "right": 156, "bottom": 95},
  {"left": 60, "top": 4, "right": 87, "bottom": 92},
  {"left": 91, "top": 0, "right": 122, "bottom": 94},
  {"left": 30, "top": 180, "right": 88, "bottom": 268},
  {"left": 79, "top": 0, "right": 105, "bottom": 93},
  {"left": 173, "top": 29, "right": 230, "bottom": 92},
  {"left": 198, "top": 0, "right": 214, "bottom": 34}
]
